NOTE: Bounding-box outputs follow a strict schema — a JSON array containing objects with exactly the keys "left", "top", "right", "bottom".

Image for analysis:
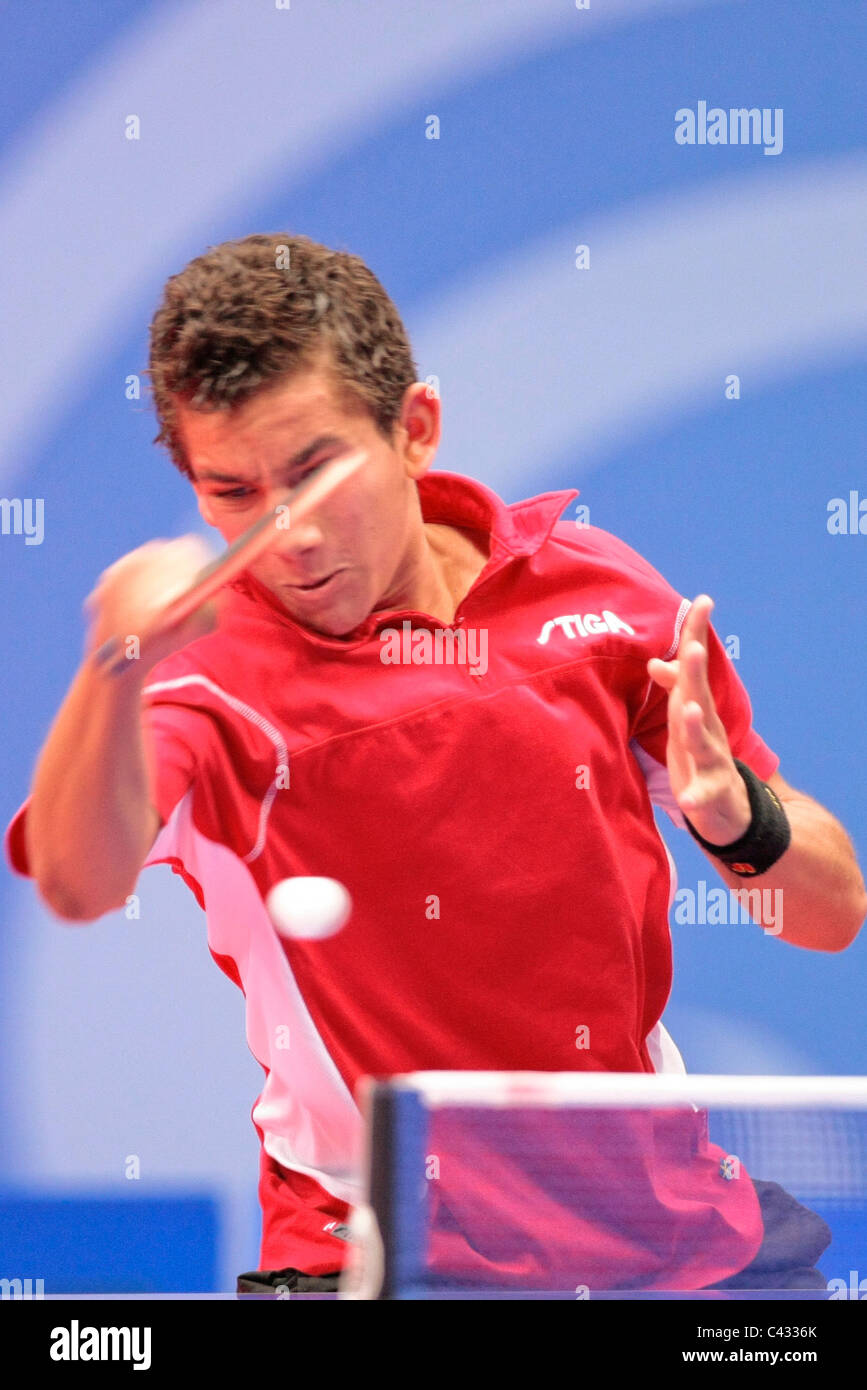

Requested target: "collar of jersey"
[{"left": 226, "top": 469, "right": 579, "bottom": 651}]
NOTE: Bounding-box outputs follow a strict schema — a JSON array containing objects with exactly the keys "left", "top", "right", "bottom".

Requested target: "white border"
[{"left": 388, "top": 1072, "right": 867, "bottom": 1109}]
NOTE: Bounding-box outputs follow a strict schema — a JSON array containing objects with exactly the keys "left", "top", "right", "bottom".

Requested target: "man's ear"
[{"left": 401, "top": 381, "right": 441, "bottom": 481}]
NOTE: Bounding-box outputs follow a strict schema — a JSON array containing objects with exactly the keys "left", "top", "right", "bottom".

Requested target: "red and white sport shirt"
[{"left": 6, "top": 470, "right": 778, "bottom": 1285}]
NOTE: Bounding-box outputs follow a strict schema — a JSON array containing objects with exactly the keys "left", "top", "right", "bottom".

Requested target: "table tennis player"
[{"left": 6, "top": 233, "right": 866, "bottom": 1295}]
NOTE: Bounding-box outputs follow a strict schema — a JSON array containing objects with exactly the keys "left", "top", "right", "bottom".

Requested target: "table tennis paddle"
[{"left": 92, "top": 446, "right": 368, "bottom": 676}]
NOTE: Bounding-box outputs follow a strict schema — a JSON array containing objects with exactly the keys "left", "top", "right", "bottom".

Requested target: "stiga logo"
[{"left": 537, "top": 611, "right": 636, "bottom": 645}]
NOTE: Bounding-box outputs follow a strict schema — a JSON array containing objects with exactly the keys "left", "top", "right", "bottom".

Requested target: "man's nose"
[{"left": 268, "top": 491, "right": 324, "bottom": 555}]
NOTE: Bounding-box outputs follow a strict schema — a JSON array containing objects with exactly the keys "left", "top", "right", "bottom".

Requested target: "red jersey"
[{"left": 5, "top": 469, "right": 777, "bottom": 1286}]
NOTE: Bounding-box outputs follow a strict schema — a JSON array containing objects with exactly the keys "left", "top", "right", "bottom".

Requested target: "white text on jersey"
[{"left": 536, "top": 611, "right": 636, "bottom": 645}]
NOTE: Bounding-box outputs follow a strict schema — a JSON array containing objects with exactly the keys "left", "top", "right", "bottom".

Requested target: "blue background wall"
[{"left": 1, "top": 0, "right": 864, "bottom": 1291}]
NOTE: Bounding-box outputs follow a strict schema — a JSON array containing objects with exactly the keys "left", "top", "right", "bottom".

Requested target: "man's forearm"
[
  {"left": 701, "top": 796, "right": 867, "bottom": 952},
  {"left": 27, "top": 656, "right": 160, "bottom": 921}
]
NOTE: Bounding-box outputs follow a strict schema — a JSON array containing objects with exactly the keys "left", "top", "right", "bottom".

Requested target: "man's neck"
[
  {"left": 376, "top": 521, "right": 490, "bottom": 627},
  {"left": 423, "top": 522, "right": 490, "bottom": 621}
]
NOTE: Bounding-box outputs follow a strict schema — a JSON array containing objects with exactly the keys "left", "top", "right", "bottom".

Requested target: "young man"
[{"left": 6, "top": 234, "right": 865, "bottom": 1295}]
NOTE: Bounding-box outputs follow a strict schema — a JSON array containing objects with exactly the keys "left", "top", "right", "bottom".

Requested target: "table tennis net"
[{"left": 342, "top": 1073, "right": 867, "bottom": 1298}]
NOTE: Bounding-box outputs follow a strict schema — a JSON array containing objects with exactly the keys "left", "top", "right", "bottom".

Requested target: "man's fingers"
[
  {"left": 682, "top": 593, "right": 713, "bottom": 640},
  {"left": 678, "top": 594, "right": 712, "bottom": 671},
  {"left": 647, "top": 655, "right": 679, "bottom": 689},
  {"left": 681, "top": 699, "right": 720, "bottom": 770},
  {"left": 680, "top": 639, "right": 713, "bottom": 713},
  {"left": 678, "top": 596, "right": 714, "bottom": 712}
]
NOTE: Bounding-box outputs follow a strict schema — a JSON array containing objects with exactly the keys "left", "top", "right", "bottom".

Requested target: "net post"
[{"left": 365, "top": 1079, "right": 428, "bottom": 1299}]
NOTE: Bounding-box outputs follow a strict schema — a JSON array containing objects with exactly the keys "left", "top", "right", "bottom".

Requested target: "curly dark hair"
[{"left": 146, "top": 233, "right": 419, "bottom": 478}]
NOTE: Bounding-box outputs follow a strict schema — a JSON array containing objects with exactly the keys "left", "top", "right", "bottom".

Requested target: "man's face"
[{"left": 175, "top": 355, "right": 440, "bottom": 637}]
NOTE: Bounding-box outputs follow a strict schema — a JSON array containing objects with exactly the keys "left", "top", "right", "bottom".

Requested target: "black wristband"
[{"left": 683, "top": 759, "right": 791, "bottom": 877}]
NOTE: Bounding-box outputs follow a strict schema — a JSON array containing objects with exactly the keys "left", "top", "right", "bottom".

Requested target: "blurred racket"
[{"left": 92, "top": 446, "right": 368, "bottom": 676}]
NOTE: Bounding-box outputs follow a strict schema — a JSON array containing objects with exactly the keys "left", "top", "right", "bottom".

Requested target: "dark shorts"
[
  {"left": 702, "top": 1177, "right": 832, "bottom": 1291},
  {"left": 236, "top": 1177, "right": 832, "bottom": 1296},
  {"left": 236, "top": 1266, "right": 341, "bottom": 1295}
]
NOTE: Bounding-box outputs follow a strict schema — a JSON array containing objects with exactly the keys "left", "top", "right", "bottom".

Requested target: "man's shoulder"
[
  {"left": 141, "top": 643, "right": 215, "bottom": 695},
  {"left": 141, "top": 586, "right": 260, "bottom": 697},
  {"left": 139, "top": 626, "right": 244, "bottom": 711},
  {"left": 545, "top": 517, "right": 682, "bottom": 600}
]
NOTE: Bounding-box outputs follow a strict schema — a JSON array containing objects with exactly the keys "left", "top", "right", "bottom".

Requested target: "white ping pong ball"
[{"left": 266, "top": 876, "right": 352, "bottom": 940}]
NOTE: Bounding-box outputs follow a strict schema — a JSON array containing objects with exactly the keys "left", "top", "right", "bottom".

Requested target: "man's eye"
[
  {"left": 294, "top": 459, "right": 332, "bottom": 483},
  {"left": 280, "top": 460, "right": 333, "bottom": 491},
  {"left": 212, "top": 461, "right": 328, "bottom": 500}
]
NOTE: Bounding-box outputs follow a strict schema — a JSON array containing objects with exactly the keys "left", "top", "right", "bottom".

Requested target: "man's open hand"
[{"left": 646, "top": 595, "right": 751, "bottom": 847}]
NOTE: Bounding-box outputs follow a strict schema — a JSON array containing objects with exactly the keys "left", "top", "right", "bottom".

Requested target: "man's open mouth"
[{"left": 291, "top": 571, "right": 340, "bottom": 592}]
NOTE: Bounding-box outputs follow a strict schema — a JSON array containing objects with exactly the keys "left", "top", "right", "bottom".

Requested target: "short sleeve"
[
  {"left": 140, "top": 703, "right": 204, "bottom": 828},
  {"left": 630, "top": 612, "right": 780, "bottom": 828},
  {"left": 4, "top": 701, "right": 210, "bottom": 882},
  {"left": 138, "top": 700, "right": 218, "bottom": 909}
]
